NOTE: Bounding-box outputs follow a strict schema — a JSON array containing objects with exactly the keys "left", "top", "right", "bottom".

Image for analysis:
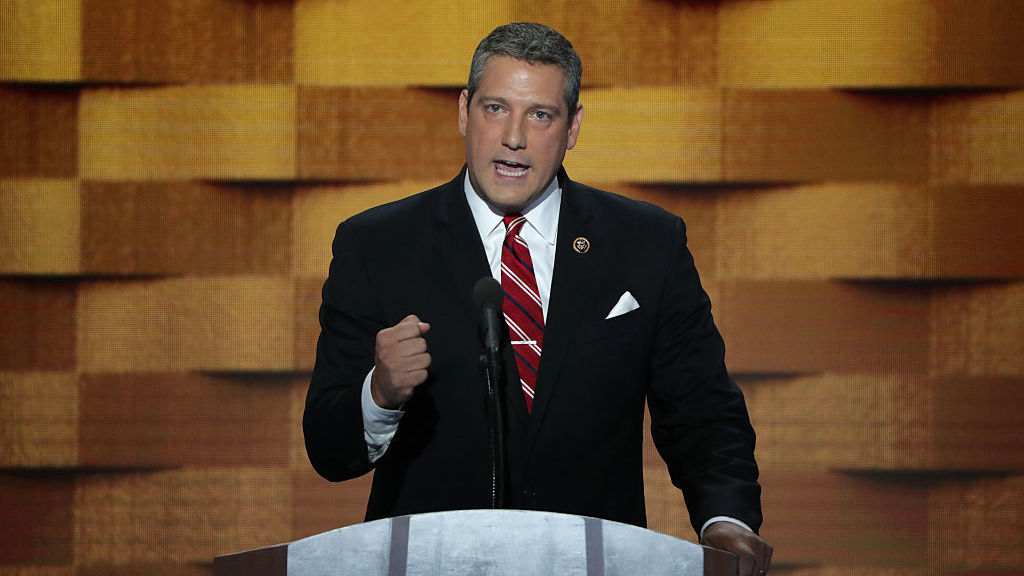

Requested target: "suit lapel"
[
  {"left": 431, "top": 170, "right": 491, "bottom": 321},
  {"left": 527, "top": 174, "right": 604, "bottom": 445}
]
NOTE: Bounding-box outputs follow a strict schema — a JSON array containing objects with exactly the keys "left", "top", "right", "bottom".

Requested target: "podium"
[{"left": 214, "top": 509, "right": 737, "bottom": 576}]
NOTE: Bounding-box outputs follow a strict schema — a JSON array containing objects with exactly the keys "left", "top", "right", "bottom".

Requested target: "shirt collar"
[{"left": 463, "top": 172, "right": 561, "bottom": 246}]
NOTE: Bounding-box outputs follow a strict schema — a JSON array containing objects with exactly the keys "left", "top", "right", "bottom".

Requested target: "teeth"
[{"left": 497, "top": 165, "right": 528, "bottom": 177}]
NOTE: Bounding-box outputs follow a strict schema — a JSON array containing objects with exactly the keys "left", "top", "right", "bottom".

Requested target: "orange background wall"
[{"left": 2, "top": 1, "right": 1023, "bottom": 574}]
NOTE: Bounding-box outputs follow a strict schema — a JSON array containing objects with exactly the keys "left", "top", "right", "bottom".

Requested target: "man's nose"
[{"left": 502, "top": 116, "right": 527, "bottom": 150}]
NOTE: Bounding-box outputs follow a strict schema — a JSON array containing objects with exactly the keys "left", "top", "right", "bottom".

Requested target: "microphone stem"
[{"left": 481, "top": 346, "right": 506, "bottom": 508}]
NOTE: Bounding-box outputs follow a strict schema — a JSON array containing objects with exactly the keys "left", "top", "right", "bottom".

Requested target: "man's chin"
[{"left": 478, "top": 186, "right": 537, "bottom": 214}]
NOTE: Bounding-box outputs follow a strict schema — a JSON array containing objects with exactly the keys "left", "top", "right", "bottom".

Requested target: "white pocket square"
[{"left": 605, "top": 291, "right": 640, "bottom": 319}]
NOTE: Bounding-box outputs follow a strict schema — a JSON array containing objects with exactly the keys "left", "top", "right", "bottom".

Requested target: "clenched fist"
[{"left": 370, "top": 315, "right": 431, "bottom": 410}]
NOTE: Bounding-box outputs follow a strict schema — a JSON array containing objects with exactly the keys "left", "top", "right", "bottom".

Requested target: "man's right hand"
[{"left": 370, "top": 315, "right": 431, "bottom": 410}]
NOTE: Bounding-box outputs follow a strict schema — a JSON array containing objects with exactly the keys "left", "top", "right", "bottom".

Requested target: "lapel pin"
[{"left": 573, "top": 237, "right": 590, "bottom": 254}]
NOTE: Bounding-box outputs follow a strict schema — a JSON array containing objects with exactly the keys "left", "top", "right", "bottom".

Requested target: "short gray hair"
[{"left": 466, "top": 22, "right": 582, "bottom": 113}]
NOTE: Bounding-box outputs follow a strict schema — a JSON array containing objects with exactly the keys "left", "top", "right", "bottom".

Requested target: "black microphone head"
[{"left": 473, "top": 276, "right": 503, "bottom": 311}]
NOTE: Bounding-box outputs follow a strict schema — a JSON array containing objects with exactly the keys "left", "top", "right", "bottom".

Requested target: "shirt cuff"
[
  {"left": 361, "top": 367, "right": 404, "bottom": 462},
  {"left": 700, "top": 516, "right": 753, "bottom": 540}
]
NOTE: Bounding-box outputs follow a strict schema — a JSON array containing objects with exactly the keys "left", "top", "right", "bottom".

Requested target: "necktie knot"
[{"left": 503, "top": 214, "right": 527, "bottom": 238}]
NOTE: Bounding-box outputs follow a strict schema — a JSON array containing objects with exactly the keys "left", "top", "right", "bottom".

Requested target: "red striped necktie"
[{"left": 501, "top": 214, "right": 544, "bottom": 413}]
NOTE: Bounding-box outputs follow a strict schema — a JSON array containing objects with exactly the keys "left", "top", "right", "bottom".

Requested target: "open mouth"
[{"left": 495, "top": 160, "right": 529, "bottom": 177}]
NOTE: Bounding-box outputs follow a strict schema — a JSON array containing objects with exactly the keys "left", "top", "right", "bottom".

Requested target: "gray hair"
[{"left": 466, "top": 22, "right": 582, "bottom": 113}]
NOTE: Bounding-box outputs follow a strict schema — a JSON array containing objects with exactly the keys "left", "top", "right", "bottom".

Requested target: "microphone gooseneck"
[{"left": 473, "top": 276, "right": 506, "bottom": 509}]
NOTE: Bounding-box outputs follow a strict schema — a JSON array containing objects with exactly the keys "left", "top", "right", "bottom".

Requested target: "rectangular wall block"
[
  {"left": 714, "top": 184, "right": 1024, "bottom": 280},
  {"left": 0, "top": 372, "right": 79, "bottom": 468},
  {"left": 73, "top": 469, "right": 291, "bottom": 563},
  {"left": 565, "top": 88, "right": 721, "bottom": 183},
  {"left": 295, "top": 0, "right": 510, "bottom": 86},
  {"left": 719, "top": 0, "right": 1024, "bottom": 87},
  {"left": 80, "top": 181, "right": 293, "bottom": 276},
  {"left": 711, "top": 280, "right": 931, "bottom": 374},
  {"left": 0, "top": 0, "right": 81, "bottom": 82},
  {"left": 0, "top": 179, "right": 81, "bottom": 275},
  {"left": 79, "top": 85, "right": 296, "bottom": 181},
  {"left": 81, "top": 0, "right": 292, "bottom": 83},
  {"left": 77, "top": 277, "right": 297, "bottom": 372},
  {"left": 297, "top": 87, "right": 463, "bottom": 181},
  {"left": 78, "top": 373, "right": 294, "bottom": 468},
  {"left": 0, "top": 280, "right": 77, "bottom": 371},
  {"left": 0, "top": 86, "right": 78, "bottom": 178},
  {"left": 722, "top": 90, "right": 930, "bottom": 182}
]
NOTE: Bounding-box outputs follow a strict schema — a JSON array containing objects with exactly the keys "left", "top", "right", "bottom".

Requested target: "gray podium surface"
[{"left": 214, "top": 509, "right": 737, "bottom": 576}]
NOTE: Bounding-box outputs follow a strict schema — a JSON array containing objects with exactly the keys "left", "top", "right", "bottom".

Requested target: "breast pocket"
[
  {"left": 569, "top": 309, "right": 649, "bottom": 404},
  {"left": 581, "top": 308, "right": 643, "bottom": 344}
]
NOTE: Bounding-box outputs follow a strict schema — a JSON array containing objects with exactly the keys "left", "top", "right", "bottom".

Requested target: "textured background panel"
[
  {"left": 0, "top": 179, "right": 80, "bottom": 275},
  {"left": 719, "top": 0, "right": 1024, "bottom": 87},
  {"left": 759, "top": 470, "right": 929, "bottom": 567},
  {"left": 0, "top": 473, "right": 74, "bottom": 563},
  {"left": 77, "top": 278, "right": 296, "bottom": 372},
  {"left": 716, "top": 183, "right": 934, "bottom": 280},
  {"left": 0, "top": 372, "right": 78, "bottom": 468},
  {"left": 80, "top": 181, "right": 293, "bottom": 275},
  {"left": 714, "top": 184, "right": 1024, "bottom": 280},
  {"left": 0, "top": 0, "right": 81, "bottom": 82},
  {"left": 930, "top": 91, "right": 1024, "bottom": 185},
  {"left": 81, "top": 0, "right": 292, "bottom": 83},
  {"left": 722, "top": 90, "right": 930, "bottom": 182},
  {"left": 73, "top": 470, "right": 291, "bottom": 563},
  {"left": 521, "top": 0, "right": 718, "bottom": 87},
  {"left": 0, "top": 280, "right": 77, "bottom": 371},
  {"left": 294, "top": 0, "right": 509, "bottom": 86},
  {"left": 939, "top": 91, "right": 1024, "bottom": 185},
  {"left": 79, "top": 85, "right": 296, "bottom": 181},
  {"left": 78, "top": 373, "right": 293, "bottom": 468},
  {"left": 929, "top": 186, "right": 1024, "bottom": 278},
  {"left": 0, "top": 86, "right": 78, "bottom": 178},
  {"left": 930, "top": 475, "right": 1024, "bottom": 571},
  {"left": 713, "top": 281, "right": 931, "bottom": 374},
  {"left": 564, "top": 88, "right": 721, "bottom": 183},
  {"left": 297, "top": 87, "right": 463, "bottom": 181},
  {"left": 742, "top": 374, "right": 923, "bottom": 471},
  {"left": 743, "top": 374, "right": 1024, "bottom": 471},
  {"left": 931, "top": 282, "right": 1024, "bottom": 377}
]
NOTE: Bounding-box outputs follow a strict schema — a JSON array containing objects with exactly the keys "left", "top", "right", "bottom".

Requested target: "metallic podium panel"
[{"left": 216, "top": 509, "right": 735, "bottom": 576}]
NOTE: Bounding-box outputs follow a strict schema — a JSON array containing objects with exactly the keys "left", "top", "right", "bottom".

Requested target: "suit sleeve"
[
  {"left": 303, "top": 220, "right": 386, "bottom": 482},
  {"left": 646, "top": 217, "right": 763, "bottom": 535}
]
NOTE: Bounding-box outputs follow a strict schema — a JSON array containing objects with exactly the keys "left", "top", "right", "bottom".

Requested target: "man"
[{"left": 304, "top": 22, "right": 773, "bottom": 575}]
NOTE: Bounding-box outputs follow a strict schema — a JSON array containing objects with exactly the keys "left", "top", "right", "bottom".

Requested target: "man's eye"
[
  {"left": 532, "top": 111, "right": 551, "bottom": 121},
  {"left": 486, "top": 104, "right": 502, "bottom": 113}
]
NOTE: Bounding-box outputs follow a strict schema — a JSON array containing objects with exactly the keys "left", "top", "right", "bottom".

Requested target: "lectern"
[{"left": 214, "top": 509, "right": 737, "bottom": 576}]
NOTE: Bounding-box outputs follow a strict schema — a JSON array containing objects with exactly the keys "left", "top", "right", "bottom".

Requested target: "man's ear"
[
  {"left": 458, "top": 89, "right": 470, "bottom": 137},
  {"left": 566, "top": 103, "right": 584, "bottom": 150}
]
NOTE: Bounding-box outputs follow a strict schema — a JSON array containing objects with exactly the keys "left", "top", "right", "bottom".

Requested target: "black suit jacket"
[{"left": 303, "top": 169, "right": 762, "bottom": 535}]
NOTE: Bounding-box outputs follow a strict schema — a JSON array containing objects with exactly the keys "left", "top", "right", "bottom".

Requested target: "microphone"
[
  {"left": 473, "top": 276, "right": 506, "bottom": 508},
  {"left": 473, "top": 276, "right": 504, "bottom": 352}
]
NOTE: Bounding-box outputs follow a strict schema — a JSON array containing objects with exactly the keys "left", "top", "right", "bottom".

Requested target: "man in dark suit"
[{"left": 304, "top": 22, "right": 773, "bottom": 575}]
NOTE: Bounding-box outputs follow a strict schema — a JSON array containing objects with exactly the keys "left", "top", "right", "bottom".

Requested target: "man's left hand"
[{"left": 700, "top": 521, "right": 773, "bottom": 576}]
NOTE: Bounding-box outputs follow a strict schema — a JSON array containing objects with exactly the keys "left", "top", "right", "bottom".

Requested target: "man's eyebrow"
[{"left": 477, "top": 95, "right": 563, "bottom": 114}]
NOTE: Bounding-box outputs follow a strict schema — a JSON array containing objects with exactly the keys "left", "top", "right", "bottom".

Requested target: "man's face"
[{"left": 459, "top": 55, "right": 583, "bottom": 214}]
